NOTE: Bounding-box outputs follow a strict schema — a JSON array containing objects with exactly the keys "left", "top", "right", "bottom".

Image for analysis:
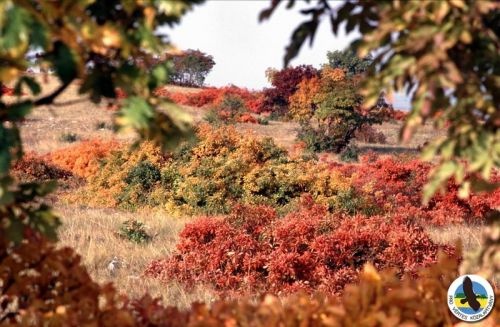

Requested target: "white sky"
[
  {"left": 168, "top": 0, "right": 355, "bottom": 90},
  {"left": 167, "top": 0, "right": 410, "bottom": 109}
]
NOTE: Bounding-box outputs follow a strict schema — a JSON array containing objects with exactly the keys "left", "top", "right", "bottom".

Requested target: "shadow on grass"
[{"left": 358, "top": 144, "right": 420, "bottom": 155}]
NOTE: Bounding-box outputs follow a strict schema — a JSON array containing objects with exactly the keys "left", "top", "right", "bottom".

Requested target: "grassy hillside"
[{"left": 15, "top": 75, "right": 486, "bottom": 306}]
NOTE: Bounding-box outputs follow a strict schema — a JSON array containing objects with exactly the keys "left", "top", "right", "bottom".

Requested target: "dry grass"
[
  {"left": 426, "top": 224, "right": 483, "bottom": 254},
  {"left": 19, "top": 76, "right": 131, "bottom": 154},
  {"left": 55, "top": 205, "right": 216, "bottom": 309},
  {"left": 18, "top": 75, "right": 441, "bottom": 155},
  {"left": 18, "top": 75, "right": 474, "bottom": 307}
]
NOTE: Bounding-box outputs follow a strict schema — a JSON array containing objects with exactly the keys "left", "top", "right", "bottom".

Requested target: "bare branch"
[{"left": 33, "top": 80, "right": 72, "bottom": 107}]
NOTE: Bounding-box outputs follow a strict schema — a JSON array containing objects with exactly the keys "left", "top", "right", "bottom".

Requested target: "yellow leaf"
[
  {"left": 458, "top": 181, "right": 470, "bottom": 199},
  {"left": 459, "top": 30, "right": 472, "bottom": 44},
  {"left": 0, "top": 67, "right": 20, "bottom": 83},
  {"left": 143, "top": 7, "right": 155, "bottom": 29},
  {"left": 101, "top": 26, "right": 121, "bottom": 48},
  {"left": 361, "top": 263, "right": 381, "bottom": 283},
  {"left": 435, "top": 1, "right": 450, "bottom": 22},
  {"left": 449, "top": 0, "right": 466, "bottom": 9}
]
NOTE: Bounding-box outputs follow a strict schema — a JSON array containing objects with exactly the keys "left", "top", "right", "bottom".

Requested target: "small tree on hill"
[
  {"left": 261, "top": 64, "right": 319, "bottom": 114},
  {"left": 296, "top": 69, "right": 387, "bottom": 153},
  {"left": 165, "top": 49, "right": 215, "bottom": 87}
]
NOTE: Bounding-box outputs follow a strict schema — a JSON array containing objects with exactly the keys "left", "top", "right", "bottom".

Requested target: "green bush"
[
  {"left": 333, "top": 188, "right": 379, "bottom": 216},
  {"left": 203, "top": 108, "right": 224, "bottom": 126},
  {"left": 219, "top": 94, "right": 246, "bottom": 113},
  {"left": 297, "top": 122, "right": 341, "bottom": 153},
  {"left": 124, "top": 161, "right": 161, "bottom": 190},
  {"left": 117, "top": 219, "right": 152, "bottom": 244},
  {"left": 59, "top": 132, "right": 79, "bottom": 143},
  {"left": 257, "top": 117, "right": 270, "bottom": 125},
  {"left": 339, "top": 144, "right": 359, "bottom": 162}
]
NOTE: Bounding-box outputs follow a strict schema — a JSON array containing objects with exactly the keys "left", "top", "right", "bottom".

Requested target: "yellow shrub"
[
  {"left": 77, "top": 141, "right": 168, "bottom": 207},
  {"left": 289, "top": 76, "right": 321, "bottom": 121}
]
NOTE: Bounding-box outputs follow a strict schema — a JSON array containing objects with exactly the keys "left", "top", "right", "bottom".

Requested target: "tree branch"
[{"left": 33, "top": 80, "right": 72, "bottom": 107}]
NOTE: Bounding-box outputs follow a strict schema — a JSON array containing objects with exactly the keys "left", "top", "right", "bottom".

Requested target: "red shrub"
[
  {"left": 236, "top": 113, "right": 257, "bottom": 124},
  {"left": 337, "top": 156, "right": 499, "bottom": 225},
  {"left": 145, "top": 199, "right": 450, "bottom": 296},
  {"left": 245, "top": 92, "right": 265, "bottom": 113},
  {"left": 156, "top": 86, "right": 265, "bottom": 112},
  {"left": 12, "top": 152, "right": 73, "bottom": 182}
]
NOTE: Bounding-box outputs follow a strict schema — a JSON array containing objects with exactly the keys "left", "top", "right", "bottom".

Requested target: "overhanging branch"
[{"left": 33, "top": 80, "right": 72, "bottom": 107}]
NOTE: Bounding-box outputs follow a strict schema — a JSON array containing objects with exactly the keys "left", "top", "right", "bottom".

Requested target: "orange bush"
[
  {"left": 236, "top": 113, "right": 258, "bottom": 123},
  {"left": 80, "top": 140, "right": 168, "bottom": 207},
  {"left": 47, "top": 139, "right": 121, "bottom": 179},
  {"left": 321, "top": 66, "right": 346, "bottom": 81}
]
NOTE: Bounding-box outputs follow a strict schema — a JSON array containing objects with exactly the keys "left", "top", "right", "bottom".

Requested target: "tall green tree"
[
  {"left": 165, "top": 49, "right": 215, "bottom": 87},
  {"left": 327, "top": 49, "right": 372, "bottom": 76},
  {"left": 0, "top": 0, "right": 203, "bottom": 242},
  {"left": 260, "top": 0, "right": 500, "bottom": 202}
]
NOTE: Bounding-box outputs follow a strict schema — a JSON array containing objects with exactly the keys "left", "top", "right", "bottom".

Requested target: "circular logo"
[{"left": 448, "top": 274, "right": 495, "bottom": 322}]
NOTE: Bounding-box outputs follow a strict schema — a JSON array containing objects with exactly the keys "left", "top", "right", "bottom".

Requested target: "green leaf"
[
  {"left": 50, "top": 41, "right": 78, "bottom": 84},
  {"left": 284, "top": 20, "right": 318, "bottom": 67},
  {"left": 14, "top": 76, "right": 41, "bottom": 96},
  {"left": 117, "top": 96, "right": 155, "bottom": 132},
  {"left": 7, "top": 101, "right": 33, "bottom": 121},
  {"left": 421, "top": 138, "right": 444, "bottom": 161},
  {"left": 1, "top": 5, "right": 31, "bottom": 56},
  {"left": 163, "top": 101, "right": 193, "bottom": 133},
  {"left": 148, "top": 63, "right": 171, "bottom": 90},
  {"left": 423, "top": 161, "right": 458, "bottom": 204},
  {"left": 28, "top": 18, "right": 49, "bottom": 49},
  {"left": 5, "top": 217, "right": 24, "bottom": 244},
  {"left": 0, "top": 123, "right": 21, "bottom": 175},
  {"left": 79, "top": 69, "right": 115, "bottom": 103},
  {"left": 0, "top": 176, "right": 14, "bottom": 205},
  {"left": 458, "top": 181, "right": 470, "bottom": 199},
  {"left": 30, "top": 204, "right": 61, "bottom": 241}
]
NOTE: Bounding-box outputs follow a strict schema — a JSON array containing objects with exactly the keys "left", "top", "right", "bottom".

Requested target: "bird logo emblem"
[
  {"left": 460, "top": 276, "right": 481, "bottom": 311},
  {"left": 447, "top": 274, "right": 495, "bottom": 322}
]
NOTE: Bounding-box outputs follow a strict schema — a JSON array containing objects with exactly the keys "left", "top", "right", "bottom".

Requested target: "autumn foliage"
[
  {"left": 0, "top": 232, "right": 135, "bottom": 326},
  {"left": 261, "top": 65, "right": 319, "bottom": 113},
  {"left": 12, "top": 152, "right": 73, "bottom": 182},
  {"left": 134, "top": 254, "right": 500, "bottom": 326},
  {"left": 7, "top": 129, "right": 500, "bottom": 326},
  {"left": 67, "top": 126, "right": 499, "bottom": 226},
  {"left": 47, "top": 139, "right": 121, "bottom": 178},
  {"left": 288, "top": 76, "right": 321, "bottom": 121},
  {"left": 156, "top": 85, "right": 265, "bottom": 114},
  {"left": 3, "top": 228, "right": 499, "bottom": 326},
  {"left": 146, "top": 198, "right": 453, "bottom": 296}
]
